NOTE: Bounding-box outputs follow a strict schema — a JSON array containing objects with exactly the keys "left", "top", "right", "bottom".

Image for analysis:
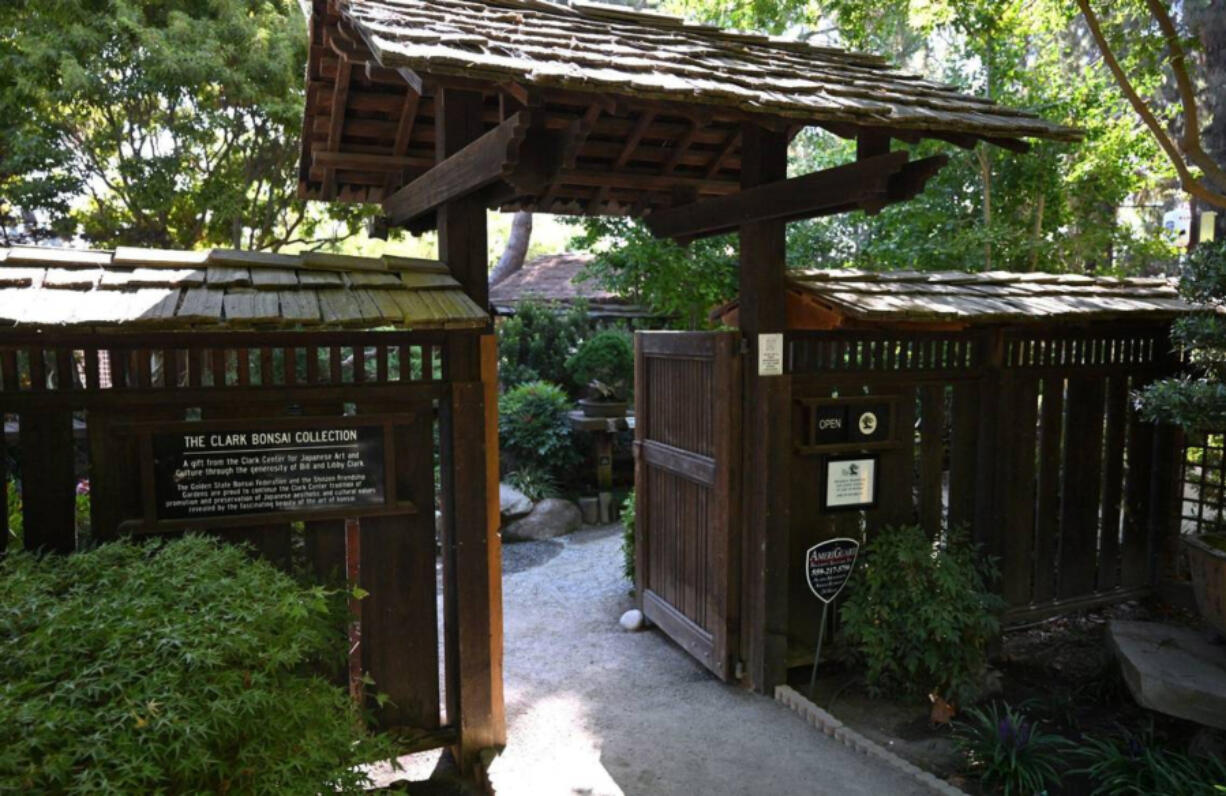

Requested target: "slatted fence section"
[
  {"left": 787, "top": 323, "right": 1181, "bottom": 625},
  {"left": 1180, "top": 432, "right": 1226, "bottom": 537},
  {"left": 0, "top": 329, "right": 454, "bottom": 736}
]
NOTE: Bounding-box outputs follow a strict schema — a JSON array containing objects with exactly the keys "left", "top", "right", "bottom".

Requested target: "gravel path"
[{"left": 491, "top": 524, "right": 927, "bottom": 796}]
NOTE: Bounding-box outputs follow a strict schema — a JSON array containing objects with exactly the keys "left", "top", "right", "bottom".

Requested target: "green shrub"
[
  {"left": 1073, "top": 730, "right": 1226, "bottom": 795},
  {"left": 955, "top": 701, "right": 1069, "bottom": 796},
  {"left": 497, "top": 298, "right": 592, "bottom": 394},
  {"left": 498, "top": 380, "right": 581, "bottom": 479},
  {"left": 6, "top": 477, "right": 20, "bottom": 547},
  {"left": 0, "top": 535, "right": 394, "bottom": 792},
  {"left": 620, "top": 489, "right": 636, "bottom": 582},
  {"left": 839, "top": 524, "right": 1004, "bottom": 705},
  {"left": 565, "top": 330, "right": 634, "bottom": 400}
]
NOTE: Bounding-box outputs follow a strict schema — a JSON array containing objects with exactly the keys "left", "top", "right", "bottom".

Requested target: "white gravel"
[{"left": 490, "top": 524, "right": 928, "bottom": 796}]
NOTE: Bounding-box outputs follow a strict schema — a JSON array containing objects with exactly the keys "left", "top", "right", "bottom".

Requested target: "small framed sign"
[
  {"left": 758, "top": 333, "right": 784, "bottom": 376},
  {"left": 821, "top": 453, "right": 878, "bottom": 511}
]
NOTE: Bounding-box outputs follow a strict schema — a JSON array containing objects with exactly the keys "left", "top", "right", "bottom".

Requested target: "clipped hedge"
[{"left": 0, "top": 535, "right": 393, "bottom": 792}]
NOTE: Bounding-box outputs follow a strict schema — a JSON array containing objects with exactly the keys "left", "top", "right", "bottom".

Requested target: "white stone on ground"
[{"left": 618, "top": 609, "right": 644, "bottom": 631}]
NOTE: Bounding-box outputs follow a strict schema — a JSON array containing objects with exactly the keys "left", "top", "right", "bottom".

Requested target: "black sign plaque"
[
  {"left": 805, "top": 537, "right": 860, "bottom": 603},
  {"left": 153, "top": 424, "right": 386, "bottom": 521}
]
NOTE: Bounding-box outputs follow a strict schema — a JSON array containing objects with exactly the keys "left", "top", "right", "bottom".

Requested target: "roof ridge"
[{"left": 0, "top": 246, "right": 448, "bottom": 276}]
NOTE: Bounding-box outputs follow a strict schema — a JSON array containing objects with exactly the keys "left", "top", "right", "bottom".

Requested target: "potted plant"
[
  {"left": 566, "top": 330, "right": 634, "bottom": 418},
  {"left": 1183, "top": 532, "right": 1226, "bottom": 637}
]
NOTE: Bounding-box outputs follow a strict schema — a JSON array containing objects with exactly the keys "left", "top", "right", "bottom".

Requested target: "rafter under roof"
[{"left": 298, "top": 0, "right": 1082, "bottom": 219}]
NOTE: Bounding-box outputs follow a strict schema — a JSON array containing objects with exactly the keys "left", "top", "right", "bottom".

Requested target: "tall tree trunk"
[
  {"left": 1194, "top": 0, "right": 1226, "bottom": 233},
  {"left": 489, "top": 211, "right": 533, "bottom": 287}
]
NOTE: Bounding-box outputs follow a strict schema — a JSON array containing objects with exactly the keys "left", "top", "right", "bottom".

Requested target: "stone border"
[{"left": 775, "top": 685, "right": 965, "bottom": 795}]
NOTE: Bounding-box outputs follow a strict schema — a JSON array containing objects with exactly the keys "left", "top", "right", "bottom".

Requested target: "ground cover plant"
[
  {"left": 0, "top": 534, "right": 394, "bottom": 792},
  {"left": 954, "top": 701, "right": 1068, "bottom": 796},
  {"left": 839, "top": 524, "right": 1004, "bottom": 706}
]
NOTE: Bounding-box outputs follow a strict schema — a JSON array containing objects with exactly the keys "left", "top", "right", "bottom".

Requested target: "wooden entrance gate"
[{"left": 633, "top": 332, "right": 740, "bottom": 680}]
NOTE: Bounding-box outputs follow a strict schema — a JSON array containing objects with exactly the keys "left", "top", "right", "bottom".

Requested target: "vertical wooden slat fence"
[
  {"left": 635, "top": 322, "right": 1187, "bottom": 681},
  {"left": 0, "top": 329, "right": 471, "bottom": 745}
]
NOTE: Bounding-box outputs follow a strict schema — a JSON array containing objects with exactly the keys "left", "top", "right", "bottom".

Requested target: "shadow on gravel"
[{"left": 502, "top": 539, "right": 564, "bottom": 574}]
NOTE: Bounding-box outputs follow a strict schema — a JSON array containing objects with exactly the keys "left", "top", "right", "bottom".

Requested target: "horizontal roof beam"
[
  {"left": 382, "top": 111, "right": 562, "bottom": 227},
  {"left": 644, "top": 151, "right": 936, "bottom": 242}
]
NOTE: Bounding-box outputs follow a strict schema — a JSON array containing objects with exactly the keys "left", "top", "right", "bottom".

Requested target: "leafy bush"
[
  {"left": 497, "top": 298, "right": 592, "bottom": 394},
  {"left": 566, "top": 330, "right": 634, "bottom": 401},
  {"left": 0, "top": 535, "right": 394, "bottom": 792},
  {"left": 506, "top": 465, "right": 557, "bottom": 502},
  {"left": 498, "top": 380, "right": 581, "bottom": 479},
  {"left": 839, "top": 524, "right": 1004, "bottom": 705},
  {"left": 620, "top": 489, "right": 636, "bottom": 582},
  {"left": 955, "top": 701, "right": 1069, "bottom": 796},
  {"left": 6, "top": 477, "right": 20, "bottom": 547},
  {"left": 1073, "top": 730, "right": 1226, "bottom": 795},
  {"left": 1139, "top": 240, "right": 1226, "bottom": 430}
]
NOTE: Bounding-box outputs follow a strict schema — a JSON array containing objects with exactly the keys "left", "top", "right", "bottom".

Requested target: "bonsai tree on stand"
[{"left": 566, "top": 330, "right": 634, "bottom": 418}]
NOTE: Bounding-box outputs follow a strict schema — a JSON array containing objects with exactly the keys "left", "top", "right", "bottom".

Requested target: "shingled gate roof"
[
  {"left": 300, "top": 0, "right": 1079, "bottom": 214},
  {"left": 786, "top": 270, "right": 1196, "bottom": 324},
  {"left": 0, "top": 246, "right": 487, "bottom": 331}
]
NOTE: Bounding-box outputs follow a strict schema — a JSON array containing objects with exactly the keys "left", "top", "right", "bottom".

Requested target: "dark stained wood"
[
  {"left": 1098, "top": 376, "right": 1128, "bottom": 590},
  {"left": 1122, "top": 389, "right": 1155, "bottom": 588},
  {"left": 19, "top": 409, "right": 76, "bottom": 553},
  {"left": 643, "top": 152, "right": 908, "bottom": 241},
  {"left": 998, "top": 374, "right": 1038, "bottom": 607},
  {"left": 947, "top": 382, "right": 979, "bottom": 530},
  {"left": 357, "top": 406, "right": 440, "bottom": 728},
  {"left": 738, "top": 122, "right": 790, "bottom": 694},
  {"left": 1058, "top": 377, "right": 1105, "bottom": 598},
  {"left": 1033, "top": 376, "right": 1064, "bottom": 602},
  {"left": 918, "top": 384, "right": 945, "bottom": 535}
]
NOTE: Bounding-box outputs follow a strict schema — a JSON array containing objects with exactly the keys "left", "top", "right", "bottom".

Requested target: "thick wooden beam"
[
  {"left": 433, "top": 87, "right": 504, "bottom": 771},
  {"left": 644, "top": 152, "right": 909, "bottom": 241},
  {"left": 384, "top": 111, "right": 531, "bottom": 226},
  {"left": 738, "top": 122, "right": 790, "bottom": 695}
]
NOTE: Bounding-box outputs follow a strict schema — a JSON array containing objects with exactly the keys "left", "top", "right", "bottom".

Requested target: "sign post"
[{"left": 804, "top": 537, "right": 860, "bottom": 699}]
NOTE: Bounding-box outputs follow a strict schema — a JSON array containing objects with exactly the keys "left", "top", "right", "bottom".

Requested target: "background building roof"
[{"left": 489, "top": 252, "right": 652, "bottom": 319}]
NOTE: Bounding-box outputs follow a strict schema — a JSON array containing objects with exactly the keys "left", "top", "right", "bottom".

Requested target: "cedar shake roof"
[
  {"left": 299, "top": 0, "right": 1079, "bottom": 211},
  {"left": 0, "top": 246, "right": 488, "bottom": 331},
  {"left": 789, "top": 270, "right": 1196, "bottom": 324},
  {"left": 340, "top": 0, "right": 1078, "bottom": 141}
]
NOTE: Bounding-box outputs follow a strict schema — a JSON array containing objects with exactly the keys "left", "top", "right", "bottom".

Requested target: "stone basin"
[{"left": 1108, "top": 619, "right": 1226, "bottom": 730}]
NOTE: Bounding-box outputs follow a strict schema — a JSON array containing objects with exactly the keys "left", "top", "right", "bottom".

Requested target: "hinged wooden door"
[{"left": 634, "top": 332, "right": 741, "bottom": 680}]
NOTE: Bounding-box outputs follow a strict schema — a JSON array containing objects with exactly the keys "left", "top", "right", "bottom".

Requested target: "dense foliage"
[
  {"left": 1140, "top": 240, "right": 1226, "bottom": 430},
  {"left": 0, "top": 535, "right": 393, "bottom": 792},
  {"left": 0, "top": 0, "right": 368, "bottom": 248},
  {"left": 566, "top": 330, "right": 635, "bottom": 401},
  {"left": 954, "top": 701, "right": 1069, "bottom": 796},
  {"left": 570, "top": 218, "right": 738, "bottom": 330},
  {"left": 496, "top": 299, "right": 593, "bottom": 394},
  {"left": 498, "top": 381, "right": 582, "bottom": 480},
  {"left": 839, "top": 525, "right": 1004, "bottom": 705}
]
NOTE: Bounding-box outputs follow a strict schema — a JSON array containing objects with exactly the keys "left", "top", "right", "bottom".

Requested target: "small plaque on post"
[
  {"left": 821, "top": 454, "right": 878, "bottom": 511},
  {"left": 758, "top": 333, "right": 784, "bottom": 376}
]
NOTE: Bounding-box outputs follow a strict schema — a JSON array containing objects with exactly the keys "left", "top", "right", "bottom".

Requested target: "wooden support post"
[
  {"left": 19, "top": 409, "right": 76, "bottom": 553},
  {"left": 435, "top": 87, "right": 505, "bottom": 769},
  {"left": 738, "top": 122, "right": 790, "bottom": 694}
]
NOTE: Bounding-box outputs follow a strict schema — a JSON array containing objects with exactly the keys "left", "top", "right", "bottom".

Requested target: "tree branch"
[
  {"left": 1144, "top": 0, "right": 1226, "bottom": 189},
  {"left": 1077, "top": 0, "right": 1226, "bottom": 210}
]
